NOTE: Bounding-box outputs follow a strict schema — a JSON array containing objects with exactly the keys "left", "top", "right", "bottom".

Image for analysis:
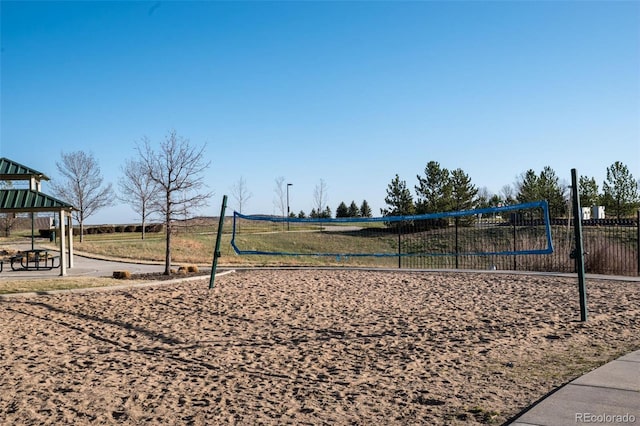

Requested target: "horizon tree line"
[
  {"left": 9, "top": 138, "right": 636, "bottom": 248},
  {"left": 381, "top": 161, "right": 639, "bottom": 221}
]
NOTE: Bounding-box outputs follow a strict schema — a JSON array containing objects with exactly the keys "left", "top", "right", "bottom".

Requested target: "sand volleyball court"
[{"left": 1, "top": 269, "right": 639, "bottom": 425}]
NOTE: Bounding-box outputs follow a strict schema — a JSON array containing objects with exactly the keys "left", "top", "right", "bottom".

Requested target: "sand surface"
[{"left": 1, "top": 269, "right": 639, "bottom": 425}]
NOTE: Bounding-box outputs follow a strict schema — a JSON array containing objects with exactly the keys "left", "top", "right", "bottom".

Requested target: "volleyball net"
[{"left": 230, "top": 200, "right": 553, "bottom": 268}]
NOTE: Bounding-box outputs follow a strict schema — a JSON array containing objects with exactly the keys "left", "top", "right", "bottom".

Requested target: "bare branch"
[
  {"left": 230, "top": 176, "right": 252, "bottom": 213},
  {"left": 118, "top": 158, "right": 160, "bottom": 239},
  {"left": 50, "top": 151, "right": 114, "bottom": 241},
  {"left": 135, "top": 130, "right": 213, "bottom": 274},
  {"left": 273, "top": 176, "right": 286, "bottom": 217},
  {"left": 313, "top": 179, "right": 328, "bottom": 213}
]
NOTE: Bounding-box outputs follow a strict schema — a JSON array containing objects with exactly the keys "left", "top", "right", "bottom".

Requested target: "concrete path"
[
  {"left": 508, "top": 350, "right": 640, "bottom": 425},
  {"left": 0, "top": 253, "right": 167, "bottom": 279},
  {"left": 0, "top": 242, "right": 168, "bottom": 279}
]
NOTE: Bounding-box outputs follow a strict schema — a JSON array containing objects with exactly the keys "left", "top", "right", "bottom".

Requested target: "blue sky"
[{"left": 1, "top": 1, "right": 639, "bottom": 224}]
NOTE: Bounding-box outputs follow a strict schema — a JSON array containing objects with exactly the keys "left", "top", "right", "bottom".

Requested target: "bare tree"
[
  {"left": 0, "top": 213, "right": 18, "bottom": 237},
  {"left": 476, "top": 186, "right": 491, "bottom": 209},
  {"left": 273, "top": 176, "right": 287, "bottom": 217},
  {"left": 230, "top": 176, "right": 252, "bottom": 213},
  {"left": 137, "top": 130, "right": 212, "bottom": 275},
  {"left": 118, "top": 158, "right": 159, "bottom": 240},
  {"left": 500, "top": 184, "right": 515, "bottom": 206},
  {"left": 50, "top": 151, "right": 113, "bottom": 242},
  {"left": 0, "top": 181, "right": 19, "bottom": 237},
  {"left": 313, "top": 179, "right": 328, "bottom": 214}
]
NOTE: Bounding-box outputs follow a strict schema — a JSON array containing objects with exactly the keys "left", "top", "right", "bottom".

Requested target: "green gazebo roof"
[
  {"left": 0, "top": 157, "right": 50, "bottom": 181},
  {"left": 0, "top": 189, "right": 74, "bottom": 212}
]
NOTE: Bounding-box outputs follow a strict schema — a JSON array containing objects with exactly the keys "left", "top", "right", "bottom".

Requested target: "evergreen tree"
[
  {"left": 450, "top": 168, "right": 478, "bottom": 211},
  {"left": 488, "top": 194, "right": 502, "bottom": 207},
  {"left": 450, "top": 168, "right": 478, "bottom": 226},
  {"left": 381, "top": 174, "right": 415, "bottom": 217},
  {"left": 538, "top": 166, "right": 567, "bottom": 218},
  {"left": 322, "top": 206, "right": 332, "bottom": 218},
  {"left": 516, "top": 169, "right": 539, "bottom": 204},
  {"left": 336, "top": 202, "right": 349, "bottom": 218},
  {"left": 298, "top": 210, "right": 306, "bottom": 218},
  {"left": 415, "top": 161, "right": 452, "bottom": 214},
  {"left": 348, "top": 201, "right": 360, "bottom": 217},
  {"left": 516, "top": 167, "right": 567, "bottom": 218},
  {"left": 578, "top": 176, "right": 599, "bottom": 207},
  {"left": 360, "top": 200, "right": 372, "bottom": 218},
  {"left": 602, "top": 161, "right": 639, "bottom": 219}
]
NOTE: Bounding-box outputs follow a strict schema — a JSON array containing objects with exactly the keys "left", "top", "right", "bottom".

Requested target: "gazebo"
[{"left": 0, "top": 157, "right": 76, "bottom": 276}]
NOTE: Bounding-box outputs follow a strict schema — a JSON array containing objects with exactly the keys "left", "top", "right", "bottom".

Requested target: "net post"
[
  {"left": 571, "top": 169, "right": 588, "bottom": 321},
  {"left": 209, "top": 195, "right": 228, "bottom": 290}
]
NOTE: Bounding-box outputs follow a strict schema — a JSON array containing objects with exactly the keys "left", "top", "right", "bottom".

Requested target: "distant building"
[
  {"left": 581, "top": 206, "right": 605, "bottom": 220},
  {"left": 591, "top": 205, "right": 605, "bottom": 220}
]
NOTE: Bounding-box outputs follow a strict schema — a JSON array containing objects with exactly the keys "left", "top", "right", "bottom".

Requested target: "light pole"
[{"left": 287, "top": 183, "right": 292, "bottom": 231}]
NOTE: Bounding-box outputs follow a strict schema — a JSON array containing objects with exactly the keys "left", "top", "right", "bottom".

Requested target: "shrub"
[
  {"left": 146, "top": 223, "right": 163, "bottom": 233},
  {"left": 187, "top": 265, "right": 199, "bottom": 273},
  {"left": 584, "top": 241, "right": 637, "bottom": 275},
  {"left": 99, "top": 226, "right": 115, "bottom": 234},
  {"left": 85, "top": 225, "right": 116, "bottom": 234},
  {"left": 113, "top": 270, "right": 131, "bottom": 279}
]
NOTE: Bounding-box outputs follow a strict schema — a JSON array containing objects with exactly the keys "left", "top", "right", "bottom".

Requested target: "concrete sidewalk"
[
  {"left": 0, "top": 242, "right": 168, "bottom": 279},
  {"left": 508, "top": 350, "right": 640, "bottom": 425}
]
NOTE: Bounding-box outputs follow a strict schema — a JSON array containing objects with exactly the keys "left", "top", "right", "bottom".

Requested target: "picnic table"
[{"left": 10, "top": 249, "right": 60, "bottom": 271}]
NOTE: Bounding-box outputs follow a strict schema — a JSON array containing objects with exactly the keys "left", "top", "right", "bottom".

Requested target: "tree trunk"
[
  {"left": 141, "top": 205, "right": 146, "bottom": 240},
  {"left": 164, "top": 211, "right": 171, "bottom": 275}
]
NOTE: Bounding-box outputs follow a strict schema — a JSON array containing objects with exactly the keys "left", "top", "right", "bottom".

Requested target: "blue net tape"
[{"left": 231, "top": 200, "right": 554, "bottom": 257}]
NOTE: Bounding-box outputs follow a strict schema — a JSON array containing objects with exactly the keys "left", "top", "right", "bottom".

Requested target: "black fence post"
[
  {"left": 512, "top": 219, "right": 517, "bottom": 271},
  {"left": 455, "top": 218, "right": 459, "bottom": 269},
  {"left": 397, "top": 223, "right": 402, "bottom": 269}
]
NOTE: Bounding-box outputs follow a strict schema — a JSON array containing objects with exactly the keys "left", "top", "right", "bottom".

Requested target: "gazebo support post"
[
  {"left": 31, "top": 212, "right": 35, "bottom": 250},
  {"left": 59, "top": 210, "right": 67, "bottom": 276},
  {"left": 67, "top": 212, "right": 74, "bottom": 268}
]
